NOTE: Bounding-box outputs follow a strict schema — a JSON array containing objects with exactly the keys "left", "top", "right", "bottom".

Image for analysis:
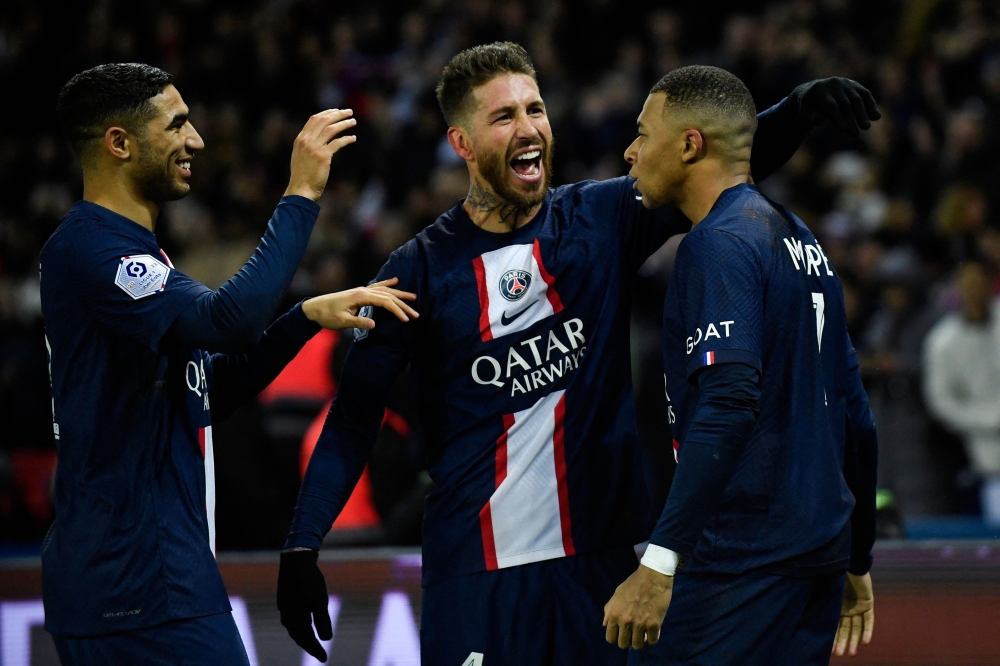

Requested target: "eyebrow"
[
  {"left": 489, "top": 100, "right": 545, "bottom": 119},
  {"left": 167, "top": 112, "right": 190, "bottom": 128}
]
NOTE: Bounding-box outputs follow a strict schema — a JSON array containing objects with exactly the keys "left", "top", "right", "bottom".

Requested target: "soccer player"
[
  {"left": 277, "top": 43, "right": 879, "bottom": 664},
  {"left": 41, "top": 63, "right": 416, "bottom": 665},
  {"left": 603, "top": 66, "right": 878, "bottom": 664}
]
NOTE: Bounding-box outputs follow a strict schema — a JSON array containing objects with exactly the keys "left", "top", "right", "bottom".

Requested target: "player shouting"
[
  {"left": 41, "top": 63, "right": 416, "bottom": 665},
  {"left": 603, "top": 66, "right": 877, "bottom": 664},
  {"left": 277, "top": 43, "right": 879, "bottom": 664}
]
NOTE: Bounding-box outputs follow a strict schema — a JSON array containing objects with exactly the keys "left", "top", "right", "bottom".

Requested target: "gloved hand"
[
  {"left": 278, "top": 548, "right": 333, "bottom": 662},
  {"left": 789, "top": 77, "right": 881, "bottom": 137}
]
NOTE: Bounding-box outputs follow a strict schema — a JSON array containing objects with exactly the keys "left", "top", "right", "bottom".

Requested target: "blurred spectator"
[{"left": 923, "top": 260, "right": 1000, "bottom": 525}]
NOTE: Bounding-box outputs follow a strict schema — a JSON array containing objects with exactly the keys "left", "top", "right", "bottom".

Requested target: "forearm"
[
  {"left": 846, "top": 353, "right": 878, "bottom": 575},
  {"left": 166, "top": 196, "right": 319, "bottom": 353},
  {"left": 750, "top": 96, "right": 809, "bottom": 183},
  {"left": 208, "top": 303, "right": 321, "bottom": 420},
  {"left": 649, "top": 363, "right": 760, "bottom": 555},
  {"left": 284, "top": 344, "right": 406, "bottom": 550}
]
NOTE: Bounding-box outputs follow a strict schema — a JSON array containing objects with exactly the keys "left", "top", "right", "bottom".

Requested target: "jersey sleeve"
[
  {"left": 672, "top": 229, "right": 764, "bottom": 379},
  {"left": 610, "top": 177, "right": 692, "bottom": 275},
  {"left": 69, "top": 223, "right": 210, "bottom": 352},
  {"left": 284, "top": 241, "right": 422, "bottom": 550}
]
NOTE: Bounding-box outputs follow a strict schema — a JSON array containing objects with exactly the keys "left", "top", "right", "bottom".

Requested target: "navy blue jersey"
[
  {"left": 657, "top": 184, "right": 855, "bottom": 575},
  {"left": 39, "top": 199, "right": 318, "bottom": 636},
  {"left": 287, "top": 177, "right": 689, "bottom": 584}
]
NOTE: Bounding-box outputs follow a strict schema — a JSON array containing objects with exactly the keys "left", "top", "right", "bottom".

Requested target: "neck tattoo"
[{"left": 466, "top": 179, "right": 532, "bottom": 231}]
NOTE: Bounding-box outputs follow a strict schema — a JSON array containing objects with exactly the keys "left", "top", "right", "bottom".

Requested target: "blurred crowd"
[{"left": 2, "top": 0, "right": 1000, "bottom": 547}]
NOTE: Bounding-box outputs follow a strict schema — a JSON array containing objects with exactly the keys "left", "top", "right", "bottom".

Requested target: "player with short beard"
[
  {"left": 278, "top": 43, "right": 880, "bottom": 665},
  {"left": 41, "top": 63, "right": 416, "bottom": 666}
]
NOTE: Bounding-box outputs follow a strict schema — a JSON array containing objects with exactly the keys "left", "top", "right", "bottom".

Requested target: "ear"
[
  {"left": 104, "top": 127, "right": 132, "bottom": 161},
  {"left": 447, "top": 126, "right": 475, "bottom": 162},
  {"left": 680, "top": 129, "right": 704, "bottom": 164}
]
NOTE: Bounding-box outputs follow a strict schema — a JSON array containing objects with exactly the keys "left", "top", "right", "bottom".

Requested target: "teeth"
[
  {"left": 515, "top": 150, "right": 541, "bottom": 161},
  {"left": 179, "top": 162, "right": 191, "bottom": 169}
]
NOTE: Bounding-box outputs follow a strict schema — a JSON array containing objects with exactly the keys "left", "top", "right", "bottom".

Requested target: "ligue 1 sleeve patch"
[{"left": 114, "top": 255, "right": 171, "bottom": 300}]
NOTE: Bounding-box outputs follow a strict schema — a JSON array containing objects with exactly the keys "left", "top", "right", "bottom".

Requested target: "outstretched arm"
[
  {"left": 208, "top": 280, "right": 418, "bottom": 421},
  {"left": 751, "top": 78, "right": 881, "bottom": 182},
  {"left": 164, "top": 109, "right": 359, "bottom": 354}
]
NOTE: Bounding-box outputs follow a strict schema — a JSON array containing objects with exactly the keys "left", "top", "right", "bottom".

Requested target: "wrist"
[
  {"left": 301, "top": 298, "right": 319, "bottom": 323},
  {"left": 283, "top": 185, "right": 320, "bottom": 202},
  {"left": 640, "top": 544, "right": 679, "bottom": 577}
]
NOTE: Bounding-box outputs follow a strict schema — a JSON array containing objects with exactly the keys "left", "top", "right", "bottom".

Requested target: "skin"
[
  {"left": 446, "top": 73, "right": 554, "bottom": 233},
  {"left": 606, "top": 92, "right": 875, "bottom": 656},
  {"left": 79, "top": 84, "right": 417, "bottom": 330}
]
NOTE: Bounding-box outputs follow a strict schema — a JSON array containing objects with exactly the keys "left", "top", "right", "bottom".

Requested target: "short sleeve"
[
  {"left": 70, "top": 225, "right": 210, "bottom": 352},
  {"left": 673, "top": 229, "right": 763, "bottom": 378}
]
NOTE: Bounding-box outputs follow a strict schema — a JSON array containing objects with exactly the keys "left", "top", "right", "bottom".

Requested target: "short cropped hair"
[
  {"left": 436, "top": 42, "right": 537, "bottom": 127},
  {"left": 650, "top": 65, "right": 757, "bottom": 131},
  {"left": 57, "top": 63, "right": 174, "bottom": 155}
]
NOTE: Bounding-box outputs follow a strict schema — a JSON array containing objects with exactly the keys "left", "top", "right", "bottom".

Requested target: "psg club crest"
[{"left": 499, "top": 269, "right": 532, "bottom": 301}]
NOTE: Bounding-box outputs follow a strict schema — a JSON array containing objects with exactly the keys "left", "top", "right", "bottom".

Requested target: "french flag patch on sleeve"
[{"left": 703, "top": 351, "right": 715, "bottom": 366}]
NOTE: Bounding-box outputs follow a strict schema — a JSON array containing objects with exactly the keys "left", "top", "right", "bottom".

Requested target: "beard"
[
  {"left": 133, "top": 138, "right": 189, "bottom": 204},
  {"left": 476, "top": 134, "right": 554, "bottom": 215}
]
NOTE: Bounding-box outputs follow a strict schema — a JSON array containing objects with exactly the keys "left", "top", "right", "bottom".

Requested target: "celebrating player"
[
  {"left": 603, "top": 66, "right": 878, "bottom": 664},
  {"left": 277, "top": 43, "right": 879, "bottom": 664},
  {"left": 40, "top": 63, "right": 416, "bottom": 666}
]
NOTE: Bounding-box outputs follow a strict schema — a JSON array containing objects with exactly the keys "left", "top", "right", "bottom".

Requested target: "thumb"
[{"left": 343, "top": 315, "right": 375, "bottom": 331}]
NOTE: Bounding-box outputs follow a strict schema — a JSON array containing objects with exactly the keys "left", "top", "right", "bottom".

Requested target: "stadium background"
[{"left": 0, "top": 0, "right": 999, "bottom": 663}]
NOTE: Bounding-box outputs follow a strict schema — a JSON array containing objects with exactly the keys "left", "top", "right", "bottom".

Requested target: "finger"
[
  {"left": 313, "top": 605, "right": 333, "bottom": 642},
  {"left": 362, "top": 292, "right": 410, "bottom": 322},
  {"left": 817, "top": 94, "right": 847, "bottom": 132},
  {"left": 848, "top": 613, "right": 863, "bottom": 656},
  {"left": 373, "top": 286, "right": 418, "bottom": 302},
  {"left": 832, "top": 89, "right": 860, "bottom": 136},
  {"left": 834, "top": 615, "right": 850, "bottom": 656},
  {"left": 369, "top": 277, "right": 400, "bottom": 288},
  {"left": 862, "top": 608, "right": 875, "bottom": 645},
  {"left": 851, "top": 81, "right": 882, "bottom": 120},
  {"left": 288, "top": 626, "right": 327, "bottom": 662},
  {"left": 647, "top": 623, "right": 661, "bottom": 645},
  {"left": 303, "top": 109, "right": 352, "bottom": 140},
  {"left": 605, "top": 622, "right": 619, "bottom": 645},
  {"left": 318, "top": 117, "right": 359, "bottom": 144},
  {"left": 846, "top": 87, "right": 872, "bottom": 130},
  {"left": 327, "top": 134, "right": 357, "bottom": 154},
  {"left": 342, "top": 315, "right": 375, "bottom": 330},
  {"left": 618, "top": 622, "right": 633, "bottom": 650},
  {"left": 632, "top": 624, "right": 646, "bottom": 650},
  {"left": 365, "top": 289, "right": 419, "bottom": 318}
]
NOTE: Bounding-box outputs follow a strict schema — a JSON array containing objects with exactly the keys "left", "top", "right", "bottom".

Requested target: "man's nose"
[{"left": 187, "top": 127, "right": 205, "bottom": 152}]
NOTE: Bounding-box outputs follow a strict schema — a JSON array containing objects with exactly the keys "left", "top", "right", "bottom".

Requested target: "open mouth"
[
  {"left": 510, "top": 148, "right": 543, "bottom": 183},
  {"left": 176, "top": 159, "right": 192, "bottom": 178}
]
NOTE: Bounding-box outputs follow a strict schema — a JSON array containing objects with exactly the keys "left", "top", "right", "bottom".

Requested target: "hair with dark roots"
[
  {"left": 650, "top": 65, "right": 757, "bottom": 130},
  {"left": 435, "top": 42, "right": 537, "bottom": 127},
  {"left": 57, "top": 63, "right": 174, "bottom": 156}
]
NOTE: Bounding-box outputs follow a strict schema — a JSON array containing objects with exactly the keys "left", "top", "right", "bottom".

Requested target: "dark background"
[{"left": 2, "top": 0, "right": 1000, "bottom": 549}]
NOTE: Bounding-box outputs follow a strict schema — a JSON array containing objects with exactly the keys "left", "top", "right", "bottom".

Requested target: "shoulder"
[
  {"left": 41, "top": 204, "right": 119, "bottom": 266},
  {"left": 548, "top": 177, "right": 634, "bottom": 210}
]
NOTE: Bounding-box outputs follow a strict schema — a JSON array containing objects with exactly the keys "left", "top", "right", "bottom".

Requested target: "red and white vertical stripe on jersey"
[
  {"left": 159, "top": 249, "right": 175, "bottom": 268},
  {"left": 479, "top": 390, "right": 576, "bottom": 570},
  {"left": 198, "top": 426, "right": 217, "bottom": 557},
  {"left": 472, "top": 238, "right": 564, "bottom": 342}
]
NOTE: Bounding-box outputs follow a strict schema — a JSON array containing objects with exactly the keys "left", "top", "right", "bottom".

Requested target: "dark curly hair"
[
  {"left": 57, "top": 63, "right": 174, "bottom": 155},
  {"left": 435, "top": 42, "right": 537, "bottom": 127}
]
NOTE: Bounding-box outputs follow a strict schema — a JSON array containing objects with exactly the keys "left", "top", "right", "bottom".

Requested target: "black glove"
[
  {"left": 789, "top": 77, "right": 881, "bottom": 137},
  {"left": 278, "top": 548, "right": 333, "bottom": 662}
]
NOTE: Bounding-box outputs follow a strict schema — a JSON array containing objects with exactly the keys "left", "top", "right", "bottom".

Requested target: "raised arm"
[
  {"left": 751, "top": 78, "right": 880, "bottom": 183},
  {"left": 164, "top": 110, "right": 358, "bottom": 354}
]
